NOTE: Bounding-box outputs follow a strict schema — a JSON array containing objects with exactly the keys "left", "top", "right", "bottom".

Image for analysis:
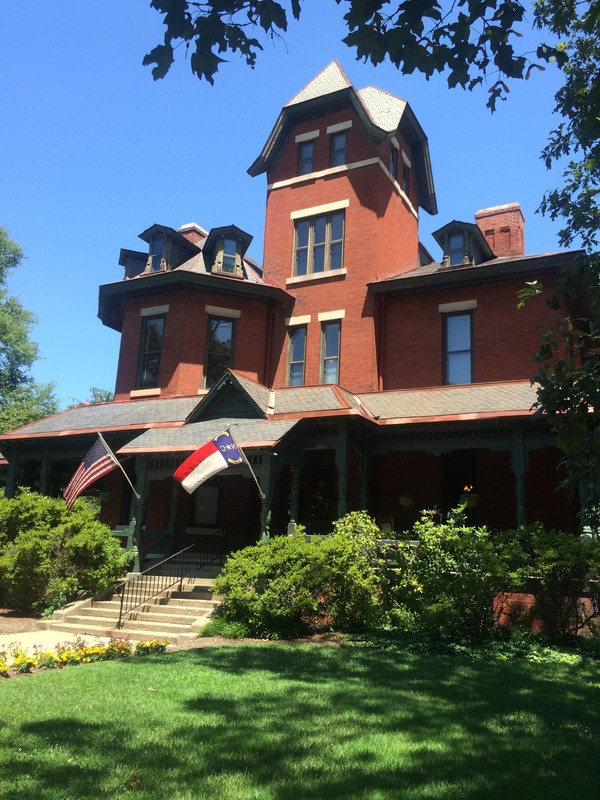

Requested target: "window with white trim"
[
  {"left": 205, "top": 316, "right": 235, "bottom": 388},
  {"left": 298, "top": 141, "right": 314, "bottom": 175},
  {"left": 321, "top": 320, "right": 341, "bottom": 384},
  {"left": 137, "top": 315, "right": 165, "bottom": 388},
  {"left": 294, "top": 211, "right": 344, "bottom": 276},
  {"left": 443, "top": 312, "right": 472, "bottom": 385},
  {"left": 287, "top": 326, "right": 307, "bottom": 386},
  {"left": 330, "top": 132, "right": 347, "bottom": 167}
]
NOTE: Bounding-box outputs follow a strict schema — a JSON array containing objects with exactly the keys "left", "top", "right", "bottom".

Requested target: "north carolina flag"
[{"left": 174, "top": 430, "right": 246, "bottom": 494}]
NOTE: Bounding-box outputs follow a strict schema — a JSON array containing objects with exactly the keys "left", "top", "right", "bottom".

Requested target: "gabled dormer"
[
  {"left": 432, "top": 221, "right": 495, "bottom": 268},
  {"left": 203, "top": 225, "right": 253, "bottom": 279},
  {"left": 119, "top": 224, "right": 203, "bottom": 278}
]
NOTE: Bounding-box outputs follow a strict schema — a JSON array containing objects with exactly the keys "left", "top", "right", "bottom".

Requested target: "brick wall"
[
  {"left": 382, "top": 275, "right": 559, "bottom": 389},
  {"left": 262, "top": 107, "right": 420, "bottom": 393},
  {"left": 475, "top": 203, "right": 525, "bottom": 257},
  {"left": 114, "top": 288, "right": 271, "bottom": 399}
]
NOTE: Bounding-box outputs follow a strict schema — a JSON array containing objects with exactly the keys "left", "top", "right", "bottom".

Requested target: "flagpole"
[
  {"left": 97, "top": 432, "right": 141, "bottom": 500},
  {"left": 228, "top": 426, "right": 266, "bottom": 500}
]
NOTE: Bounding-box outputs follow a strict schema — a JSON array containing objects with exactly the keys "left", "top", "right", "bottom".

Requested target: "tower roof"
[{"left": 248, "top": 61, "right": 437, "bottom": 215}]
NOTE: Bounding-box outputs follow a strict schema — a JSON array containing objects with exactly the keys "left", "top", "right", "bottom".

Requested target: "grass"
[{"left": 0, "top": 643, "right": 598, "bottom": 799}]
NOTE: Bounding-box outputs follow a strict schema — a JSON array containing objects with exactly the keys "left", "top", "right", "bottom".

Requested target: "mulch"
[{"left": 0, "top": 608, "right": 41, "bottom": 636}]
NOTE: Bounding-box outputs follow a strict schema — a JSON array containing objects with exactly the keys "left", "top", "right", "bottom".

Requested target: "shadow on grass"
[{"left": 1, "top": 644, "right": 598, "bottom": 799}]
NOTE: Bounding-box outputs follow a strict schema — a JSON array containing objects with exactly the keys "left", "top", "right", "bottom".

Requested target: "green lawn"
[{"left": 0, "top": 643, "right": 598, "bottom": 799}]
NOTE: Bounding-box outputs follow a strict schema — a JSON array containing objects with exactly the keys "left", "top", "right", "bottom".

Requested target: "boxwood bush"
[
  {"left": 212, "top": 511, "right": 384, "bottom": 637},
  {"left": 0, "top": 490, "right": 133, "bottom": 612}
]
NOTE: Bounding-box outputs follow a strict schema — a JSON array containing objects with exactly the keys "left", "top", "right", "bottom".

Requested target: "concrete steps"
[{"left": 42, "top": 572, "right": 222, "bottom": 644}]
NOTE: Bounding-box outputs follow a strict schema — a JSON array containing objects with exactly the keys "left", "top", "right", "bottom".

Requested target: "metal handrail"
[{"left": 111, "top": 532, "right": 224, "bottom": 629}]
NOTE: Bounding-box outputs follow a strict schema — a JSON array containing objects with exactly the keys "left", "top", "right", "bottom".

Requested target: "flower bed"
[{"left": 0, "top": 636, "right": 169, "bottom": 677}]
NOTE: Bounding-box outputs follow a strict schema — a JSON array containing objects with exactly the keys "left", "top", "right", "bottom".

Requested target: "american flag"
[{"left": 63, "top": 435, "right": 119, "bottom": 510}]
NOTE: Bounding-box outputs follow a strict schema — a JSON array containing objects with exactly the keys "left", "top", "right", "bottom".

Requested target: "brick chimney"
[
  {"left": 475, "top": 203, "right": 525, "bottom": 258},
  {"left": 178, "top": 222, "right": 208, "bottom": 245}
]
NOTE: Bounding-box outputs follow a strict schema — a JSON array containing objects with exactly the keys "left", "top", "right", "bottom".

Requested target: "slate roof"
[
  {"left": 357, "top": 382, "right": 537, "bottom": 422},
  {"left": 274, "top": 385, "right": 358, "bottom": 414},
  {"left": 233, "top": 373, "right": 272, "bottom": 415},
  {"left": 0, "top": 396, "right": 201, "bottom": 439},
  {"left": 371, "top": 250, "right": 581, "bottom": 292},
  {"left": 119, "top": 418, "right": 299, "bottom": 454},
  {"left": 356, "top": 86, "right": 407, "bottom": 133},
  {"left": 286, "top": 60, "right": 352, "bottom": 105}
]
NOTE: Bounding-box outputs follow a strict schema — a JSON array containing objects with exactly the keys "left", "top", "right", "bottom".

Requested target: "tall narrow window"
[
  {"left": 294, "top": 212, "right": 344, "bottom": 276},
  {"left": 449, "top": 233, "right": 465, "bottom": 266},
  {"left": 330, "top": 132, "right": 347, "bottom": 167},
  {"left": 444, "top": 313, "right": 472, "bottom": 385},
  {"left": 149, "top": 235, "right": 164, "bottom": 271},
  {"left": 298, "top": 141, "right": 314, "bottom": 175},
  {"left": 221, "top": 237, "right": 237, "bottom": 273},
  {"left": 205, "top": 316, "right": 235, "bottom": 388},
  {"left": 389, "top": 145, "right": 398, "bottom": 180},
  {"left": 321, "top": 321, "right": 341, "bottom": 384},
  {"left": 288, "top": 326, "right": 306, "bottom": 386},
  {"left": 402, "top": 164, "right": 410, "bottom": 194},
  {"left": 137, "top": 315, "right": 165, "bottom": 388}
]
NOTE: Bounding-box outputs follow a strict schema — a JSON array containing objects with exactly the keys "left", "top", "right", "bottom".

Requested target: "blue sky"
[{"left": 1, "top": 2, "right": 569, "bottom": 407}]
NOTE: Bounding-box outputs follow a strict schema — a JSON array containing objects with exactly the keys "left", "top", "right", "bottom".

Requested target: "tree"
[
  {"left": 68, "top": 386, "right": 115, "bottom": 408},
  {"left": 0, "top": 228, "right": 59, "bottom": 434},
  {"left": 145, "top": 1, "right": 599, "bottom": 526},
  {"left": 144, "top": 1, "right": 598, "bottom": 245}
]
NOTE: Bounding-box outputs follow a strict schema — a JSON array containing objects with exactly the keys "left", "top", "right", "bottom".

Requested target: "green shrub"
[
  {"left": 0, "top": 490, "right": 132, "bottom": 611},
  {"left": 384, "top": 510, "right": 516, "bottom": 640},
  {"left": 212, "top": 511, "right": 384, "bottom": 637},
  {"left": 200, "top": 616, "right": 251, "bottom": 639},
  {"left": 499, "top": 523, "right": 600, "bottom": 637}
]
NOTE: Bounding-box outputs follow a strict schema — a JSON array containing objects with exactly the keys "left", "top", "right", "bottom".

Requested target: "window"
[
  {"left": 298, "top": 141, "right": 314, "bottom": 175},
  {"left": 443, "top": 313, "right": 472, "bottom": 385},
  {"left": 205, "top": 316, "right": 235, "bottom": 388},
  {"left": 449, "top": 233, "right": 465, "bottom": 266},
  {"left": 137, "top": 315, "right": 165, "bottom": 388},
  {"left": 389, "top": 145, "right": 398, "bottom": 180},
  {"left": 288, "top": 326, "right": 307, "bottom": 386},
  {"left": 149, "top": 235, "right": 165, "bottom": 272},
  {"left": 330, "top": 132, "right": 347, "bottom": 167},
  {"left": 294, "top": 211, "right": 344, "bottom": 276},
  {"left": 402, "top": 164, "right": 410, "bottom": 195},
  {"left": 221, "top": 237, "right": 237, "bottom": 273},
  {"left": 321, "top": 321, "right": 341, "bottom": 384}
]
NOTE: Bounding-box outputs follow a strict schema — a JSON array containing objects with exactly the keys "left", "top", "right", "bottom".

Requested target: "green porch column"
[
  {"left": 259, "top": 451, "right": 274, "bottom": 541},
  {"left": 165, "top": 478, "right": 179, "bottom": 555},
  {"left": 290, "top": 461, "right": 300, "bottom": 522},
  {"left": 4, "top": 444, "right": 19, "bottom": 498},
  {"left": 132, "top": 455, "right": 148, "bottom": 572},
  {"left": 39, "top": 443, "right": 51, "bottom": 495},
  {"left": 336, "top": 423, "right": 348, "bottom": 519},
  {"left": 511, "top": 425, "right": 527, "bottom": 526}
]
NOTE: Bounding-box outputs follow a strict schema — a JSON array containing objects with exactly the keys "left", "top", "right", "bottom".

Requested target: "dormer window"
[
  {"left": 433, "top": 221, "right": 495, "bottom": 269},
  {"left": 149, "top": 235, "right": 165, "bottom": 272},
  {"left": 449, "top": 233, "right": 465, "bottom": 266},
  {"left": 214, "top": 236, "right": 242, "bottom": 276},
  {"left": 204, "top": 225, "right": 253, "bottom": 279}
]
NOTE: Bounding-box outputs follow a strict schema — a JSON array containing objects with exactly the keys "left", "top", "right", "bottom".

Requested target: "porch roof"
[
  {"left": 118, "top": 417, "right": 300, "bottom": 454},
  {"left": 0, "top": 396, "right": 201, "bottom": 440},
  {"left": 357, "top": 381, "right": 538, "bottom": 423}
]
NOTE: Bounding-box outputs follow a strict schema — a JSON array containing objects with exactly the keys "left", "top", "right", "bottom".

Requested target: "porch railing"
[{"left": 111, "top": 533, "right": 224, "bottom": 630}]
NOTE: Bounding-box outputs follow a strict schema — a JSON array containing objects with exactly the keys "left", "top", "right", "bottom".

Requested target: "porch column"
[
  {"left": 290, "top": 461, "right": 301, "bottom": 522},
  {"left": 336, "top": 424, "right": 348, "bottom": 519},
  {"left": 259, "top": 451, "right": 275, "bottom": 541},
  {"left": 165, "top": 478, "right": 179, "bottom": 555},
  {"left": 132, "top": 455, "right": 148, "bottom": 572},
  {"left": 4, "top": 444, "right": 19, "bottom": 498},
  {"left": 511, "top": 425, "right": 527, "bottom": 526},
  {"left": 39, "top": 443, "right": 51, "bottom": 495}
]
